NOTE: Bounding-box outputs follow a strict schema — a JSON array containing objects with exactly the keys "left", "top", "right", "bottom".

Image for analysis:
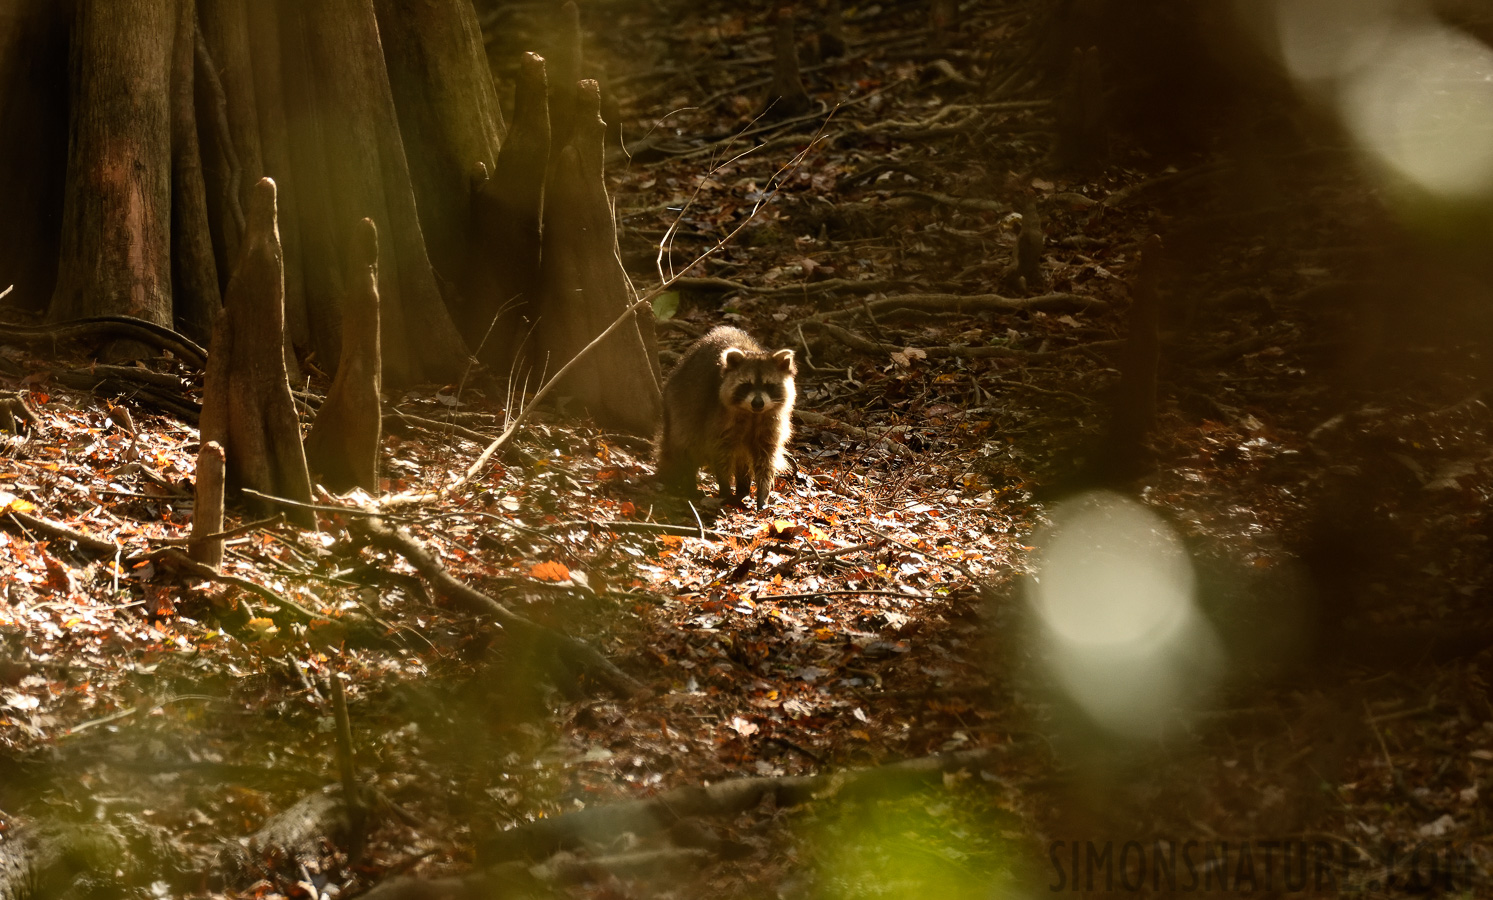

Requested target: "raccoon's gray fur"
[{"left": 656, "top": 326, "right": 796, "bottom": 510}]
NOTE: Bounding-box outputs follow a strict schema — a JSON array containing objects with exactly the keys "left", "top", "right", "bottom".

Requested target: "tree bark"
[
  {"left": 463, "top": 51, "right": 550, "bottom": 370},
  {"left": 274, "top": 0, "right": 345, "bottom": 368},
  {"left": 763, "top": 7, "right": 812, "bottom": 118},
  {"left": 538, "top": 80, "right": 662, "bottom": 436},
  {"left": 198, "top": 0, "right": 265, "bottom": 241},
  {"left": 546, "top": 1, "right": 583, "bottom": 156},
  {"left": 198, "top": 177, "right": 315, "bottom": 527},
  {"left": 298, "top": 0, "right": 470, "bottom": 387},
  {"left": 49, "top": 0, "right": 176, "bottom": 333},
  {"left": 170, "top": 0, "right": 223, "bottom": 344},
  {"left": 246, "top": 0, "right": 312, "bottom": 367},
  {"left": 1101, "top": 233, "right": 1162, "bottom": 480},
  {"left": 0, "top": 0, "right": 68, "bottom": 313},
  {"left": 375, "top": 0, "right": 505, "bottom": 293},
  {"left": 305, "top": 219, "right": 383, "bottom": 493}
]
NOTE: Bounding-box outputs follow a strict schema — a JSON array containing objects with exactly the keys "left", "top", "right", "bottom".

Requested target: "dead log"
[
  {"left": 356, "top": 517, "right": 646, "bottom": 699},
  {"left": 537, "top": 79, "right": 662, "bottom": 436},
  {"left": 762, "top": 7, "right": 813, "bottom": 118},
  {"left": 304, "top": 218, "right": 383, "bottom": 493},
  {"left": 462, "top": 52, "right": 551, "bottom": 369},
  {"left": 375, "top": 0, "right": 505, "bottom": 293},
  {"left": 169, "top": 0, "right": 223, "bottom": 345},
  {"left": 48, "top": 0, "right": 176, "bottom": 341},
  {"left": 198, "top": 177, "right": 315, "bottom": 527},
  {"left": 190, "top": 441, "right": 227, "bottom": 569}
]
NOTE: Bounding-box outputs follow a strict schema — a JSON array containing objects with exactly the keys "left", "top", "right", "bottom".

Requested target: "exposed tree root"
[
  {"left": 483, "top": 747, "right": 997, "bottom": 863},
  {"left": 217, "top": 785, "right": 352, "bottom": 887},
  {"left": 1, "top": 316, "right": 208, "bottom": 367},
  {"left": 0, "top": 821, "right": 132, "bottom": 899}
]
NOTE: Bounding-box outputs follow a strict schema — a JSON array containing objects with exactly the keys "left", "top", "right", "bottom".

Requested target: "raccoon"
[{"left": 657, "top": 326, "right": 796, "bottom": 510}]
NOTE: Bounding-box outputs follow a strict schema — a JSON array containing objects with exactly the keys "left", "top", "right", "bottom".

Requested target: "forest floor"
[{"left": 3, "top": 0, "right": 1493, "bottom": 897}]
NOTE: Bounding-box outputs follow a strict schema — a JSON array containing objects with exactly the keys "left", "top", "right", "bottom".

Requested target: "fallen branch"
[
  {"left": 51, "top": 369, "right": 204, "bottom": 424},
  {"left": 809, "top": 321, "right": 1118, "bottom": 362},
  {"left": 4, "top": 509, "right": 120, "bottom": 557},
  {"left": 794, "top": 409, "right": 913, "bottom": 456},
  {"left": 890, "top": 190, "right": 1006, "bottom": 213},
  {"left": 809, "top": 291, "right": 1104, "bottom": 323},
  {"left": 385, "top": 408, "right": 494, "bottom": 444},
  {"left": 355, "top": 517, "right": 646, "bottom": 699},
  {"left": 153, "top": 548, "right": 321, "bottom": 622}
]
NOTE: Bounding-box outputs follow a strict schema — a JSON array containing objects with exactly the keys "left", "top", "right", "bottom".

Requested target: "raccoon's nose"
[{"left": 751, "top": 396, "right": 765, "bottom": 411}]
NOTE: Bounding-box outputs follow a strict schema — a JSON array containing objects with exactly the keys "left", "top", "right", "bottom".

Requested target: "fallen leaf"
[
  {"left": 530, "top": 561, "right": 572, "bottom": 582},
  {"left": 766, "top": 520, "right": 804, "bottom": 540}
]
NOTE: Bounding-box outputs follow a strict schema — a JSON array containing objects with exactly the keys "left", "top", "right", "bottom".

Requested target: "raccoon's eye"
[{"left": 764, "top": 383, "right": 784, "bottom": 401}]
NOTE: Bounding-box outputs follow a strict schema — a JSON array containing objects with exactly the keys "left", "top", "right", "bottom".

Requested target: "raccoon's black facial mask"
[
  {"left": 730, "top": 379, "right": 787, "bottom": 411},
  {"left": 721, "top": 347, "right": 793, "bottom": 413}
]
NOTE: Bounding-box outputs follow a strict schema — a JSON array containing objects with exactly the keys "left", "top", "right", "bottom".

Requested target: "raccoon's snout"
[{"left": 751, "top": 396, "right": 765, "bottom": 412}]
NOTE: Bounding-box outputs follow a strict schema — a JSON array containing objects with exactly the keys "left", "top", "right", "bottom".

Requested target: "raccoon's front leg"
[
  {"left": 709, "top": 461, "right": 736, "bottom": 502},
  {"left": 752, "top": 456, "right": 776, "bottom": 510}
]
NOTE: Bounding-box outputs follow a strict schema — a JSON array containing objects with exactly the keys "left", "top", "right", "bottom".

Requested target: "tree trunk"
[
  {"left": 546, "top": 1, "right": 583, "bottom": 156},
  {"left": 246, "top": 0, "right": 312, "bottom": 366},
  {"left": 305, "top": 219, "right": 383, "bottom": 493},
  {"left": 298, "top": 0, "right": 470, "bottom": 387},
  {"left": 463, "top": 51, "right": 550, "bottom": 371},
  {"left": 0, "top": 0, "right": 68, "bottom": 313},
  {"left": 198, "top": 177, "right": 315, "bottom": 527},
  {"left": 537, "top": 80, "right": 662, "bottom": 436},
  {"left": 1101, "top": 233, "right": 1162, "bottom": 481},
  {"left": 274, "top": 0, "right": 345, "bottom": 368},
  {"left": 170, "top": 0, "right": 223, "bottom": 344},
  {"left": 49, "top": 0, "right": 176, "bottom": 334},
  {"left": 763, "top": 7, "right": 812, "bottom": 118},
  {"left": 375, "top": 0, "right": 506, "bottom": 294}
]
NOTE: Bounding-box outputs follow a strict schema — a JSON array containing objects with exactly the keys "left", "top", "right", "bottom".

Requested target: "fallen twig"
[{"left": 794, "top": 409, "right": 913, "bottom": 456}]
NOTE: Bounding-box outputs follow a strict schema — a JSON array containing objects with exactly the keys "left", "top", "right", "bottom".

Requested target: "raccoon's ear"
[
  {"left": 772, "top": 349, "right": 797, "bottom": 375},
  {"left": 721, "top": 347, "right": 747, "bottom": 369}
]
